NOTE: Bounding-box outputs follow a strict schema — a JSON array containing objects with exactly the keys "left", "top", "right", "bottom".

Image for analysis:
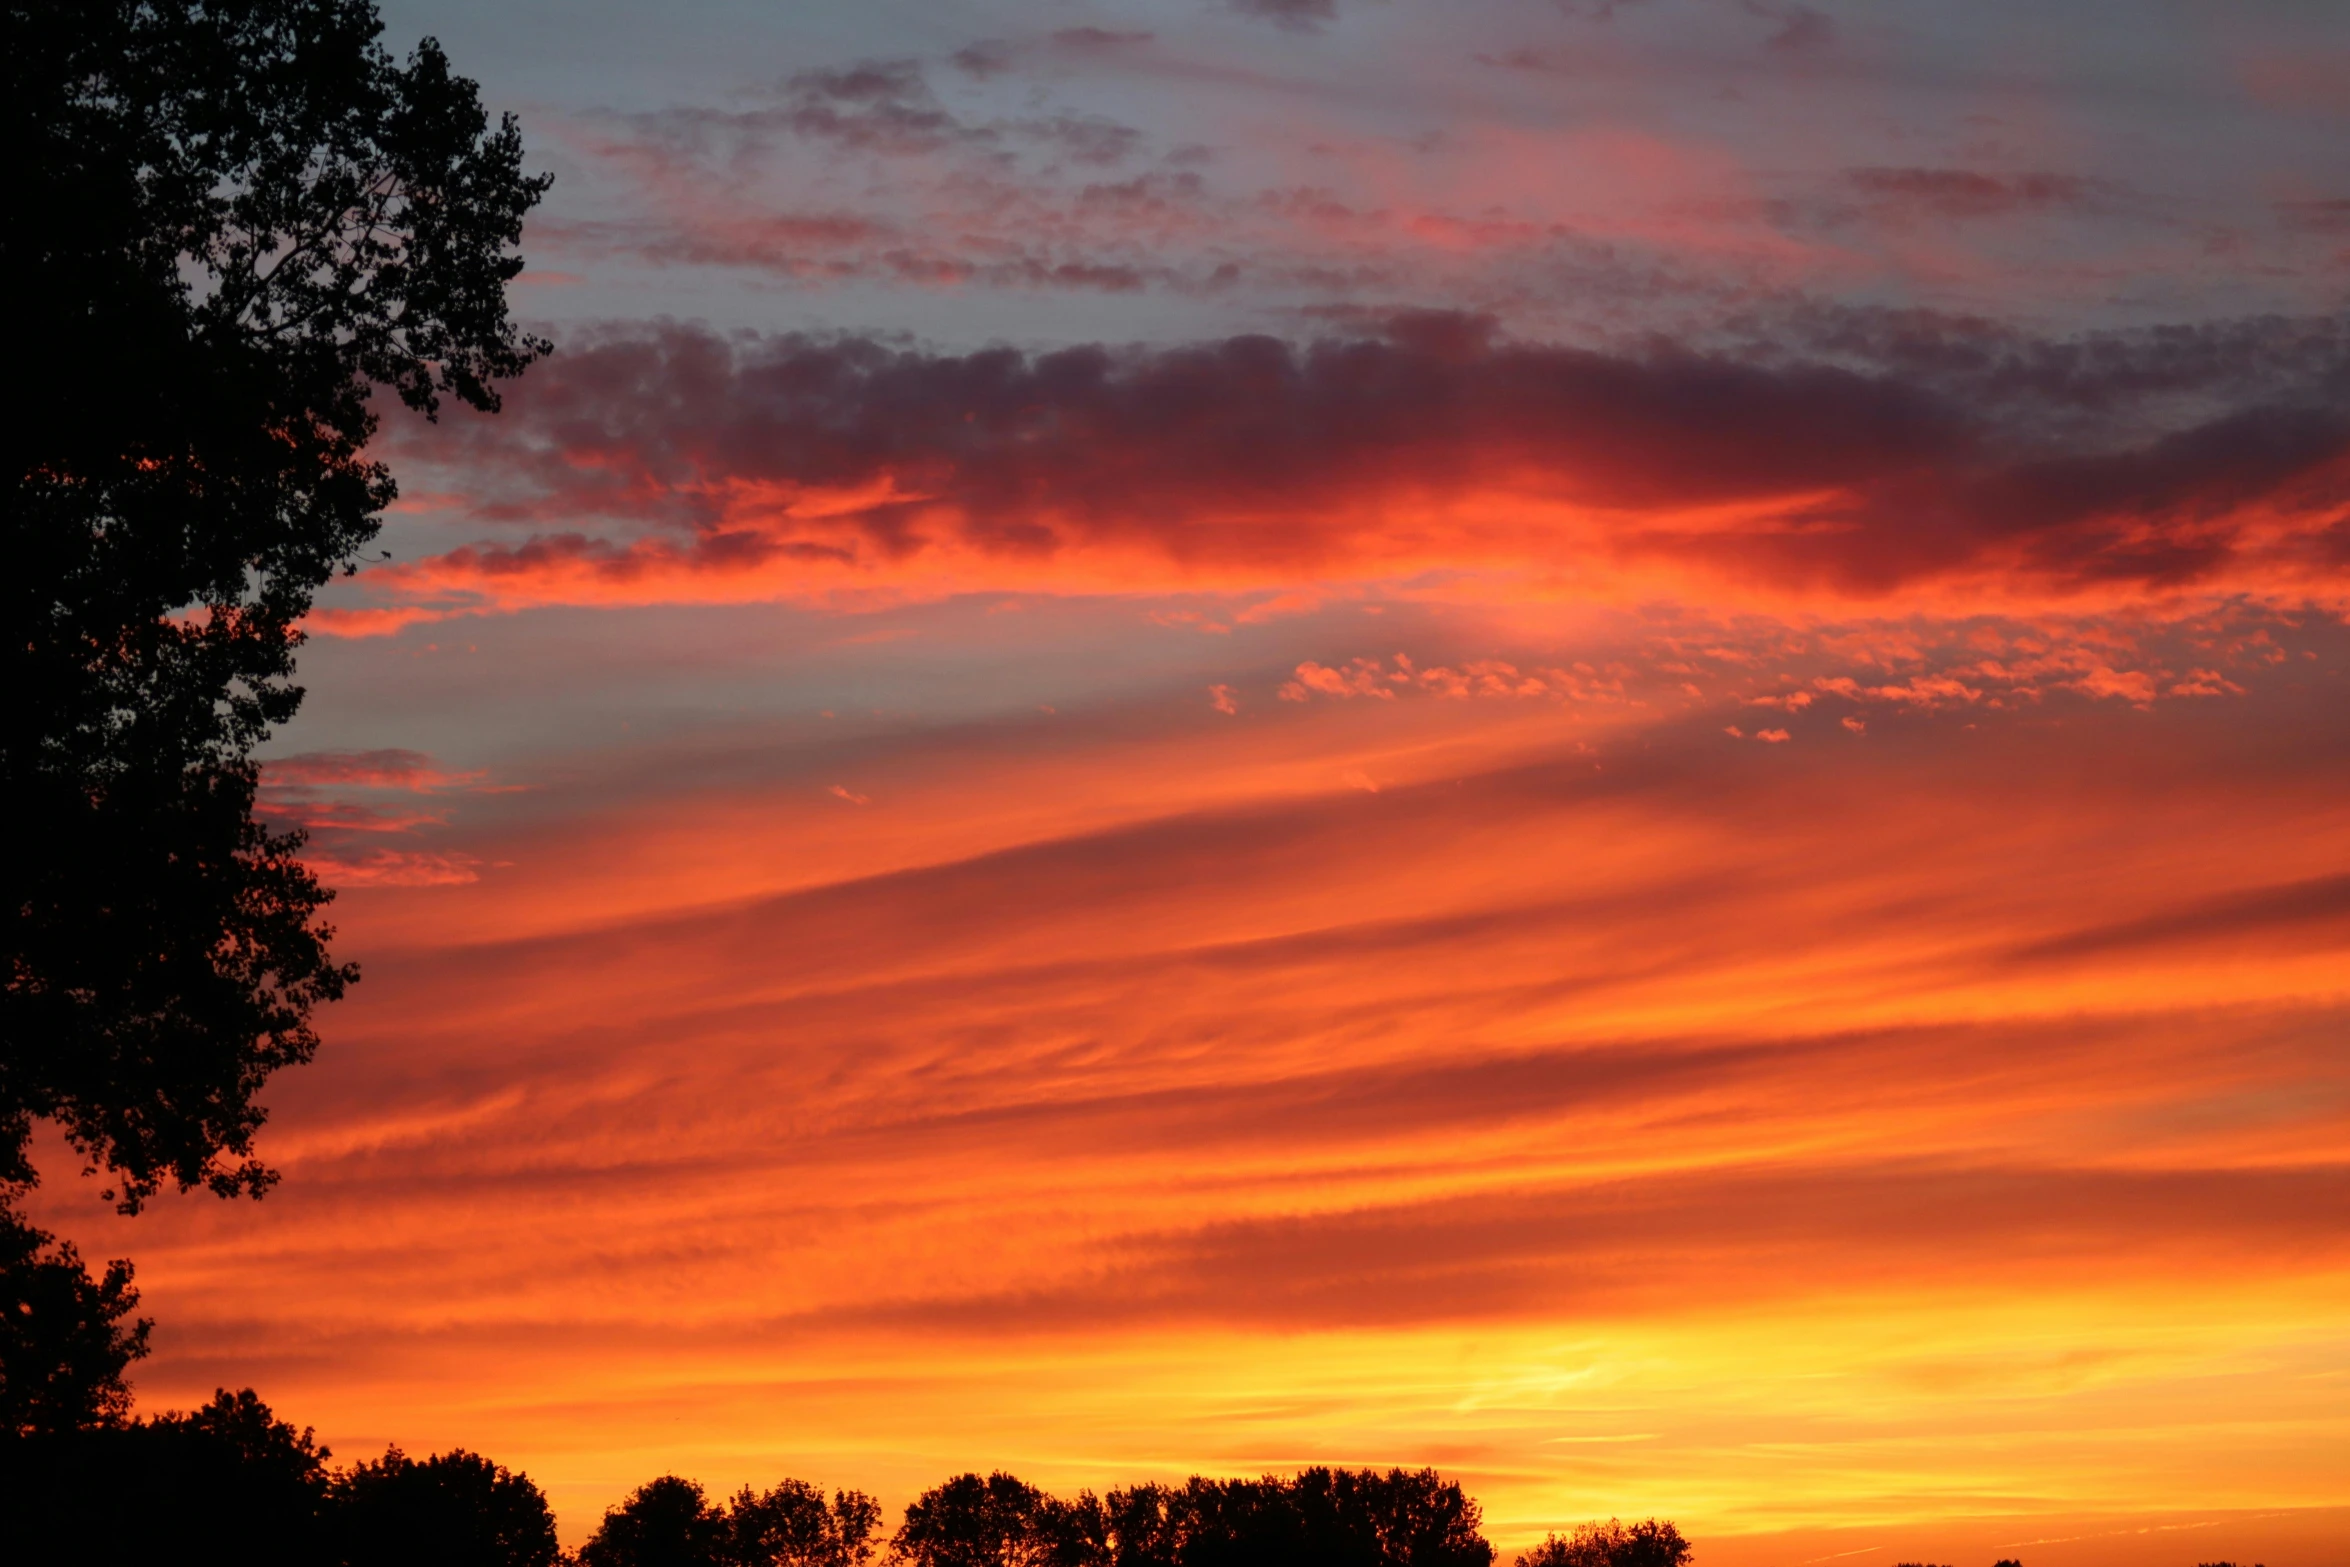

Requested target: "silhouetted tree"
[
  {"left": 1292, "top": 1467, "right": 1494, "bottom": 1567},
  {"left": 0, "top": 1203, "right": 151, "bottom": 1435},
  {"left": 5, "top": 1379, "right": 586, "bottom": 1566},
  {"left": 561, "top": 1464, "right": 1619, "bottom": 1567},
  {"left": 333, "top": 1444, "right": 562, "bottom": 1567},
  {"left": 727, "top": 1478, "right": 886, "bottom": 1567},
  {"left": 1103, "top": 1468, "right": 1492, "bottom": 1567},
  {"left": 1515, "top": 1518, "right": 1690, "bottom": 1567},
  {"left": 1104, "top": 1477, "right": 1280, "bottom": 1567},
  {"left": 583, "top": 1475, "right": 734, "bottom": 1567},
  {"left": 892, "top": 1472, "right": 1105, "bottom": 1567},
  {"left": 4, "top": 0, "right": 548, "bottom": 1216},
  {"left": 2, "top": 1386, "right": 333, "bottom": 1565}
]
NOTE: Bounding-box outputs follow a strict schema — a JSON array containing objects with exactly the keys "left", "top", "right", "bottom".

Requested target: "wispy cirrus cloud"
[{"left": 259, "top": 749, "right": 510, "bottom": 887}]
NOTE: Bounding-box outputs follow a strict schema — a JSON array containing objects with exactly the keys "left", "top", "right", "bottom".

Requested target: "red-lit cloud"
[
  {"left": 352, "top": 315, "right": 2350, "bottom": 628},
  {"left": 258, "top": 750, "right": 504, "bottom": 884}
]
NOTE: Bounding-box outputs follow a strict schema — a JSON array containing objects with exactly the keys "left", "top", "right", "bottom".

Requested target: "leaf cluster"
[
  {"left": 0, "top": 1203, "right": 152, "bottom": 1437},
  {"left": 1078, "top": 1468, "right": 1496, "bottom": 1567},
  {"left": 1513, "top": 1518, "right": 1690, "bottom": 1567},
  {"left": 4, "top": 0, "right": 548, "bottom": 1209},
  {"left": 580, "top": 1465, "right": 1497, "bottom": 1567},
  {"left": 1, "top": 1385, "right": 563, "bottom": 1566},
  {"left": 581, "top": 1474, "right": 885, "bottom": 1567}
]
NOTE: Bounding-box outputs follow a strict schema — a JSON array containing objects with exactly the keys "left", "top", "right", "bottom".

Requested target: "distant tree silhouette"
[
  {"left": 1514, "top": 1518, "right": 1690, "bottom": 1567},
  {"left": 2, "top": 1378, "right": 593, "bottom": 1566},
  {"left": 892, "top": 1472, "right": 1104, "bottom": 1567},
  {"left": 0, "top": 1204, "right": 151, "bottom": 1435},
  {"left": 582, "top": 1475, "right": 734, "bottom": 1567},
  {"left": 4, "top": 0, "right": 548, "bottom": 1216},
  {"left": 874, "top": 1465, "right": 1496, "bottom": 1567},
  {"left": 1103, "top": 1468, "right": 1493, "bottom": 1567},
  {"left": 333, "top": 1444, "right": 562, "bottom": 1567},
  {"left": 2, "top": 1386, "right": 333, "bottom": 1565},
  {"left": 1289, "top": 1466, "right": 1494, "bottom": 1567},
  {"left": 6, "top": 1389, "right": 1662, "bottom": 1567},
  {"left": 727, "top": 1478, "right": 886, "bottom": 1567}
]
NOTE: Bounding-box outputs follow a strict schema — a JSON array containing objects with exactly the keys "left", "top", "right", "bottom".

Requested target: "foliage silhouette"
[
  {"left": 4, "top": 0, "right": 548, "bottom": 1214},
  {"left": 879, "top": 1466, "right": 1496, "bottom": 1567},
  {"left": 4, "top": 1384, "right": 579, "bottom": 1565},
  {"left": 2, "top": 1387, "right": 333, "bottom": 1565},
  {"left": 581, "top": 1475, "right": 736, "bottom": 1567},
  {"left": 2, "top": 1391, "right": 1683, "bottom": 1567},
  {"left": 579, "top": 1474, "right": 889, "bottom": 1567},
  {"left": 893, "top": 1472, "right": 1104, "bottom": 1567},
  {"left": 0, "top": 1204, "right": 152, "bottom": 1435},
  {"left": 1514, "top": 1518, "right": 1690, "bottom": 1567},
  {"left": 332, "top": 1444, "right": 562, "bottom": 1567},
  {"left": 1102, "top": 1468, "right": 1494, "bottom": 1567},
  {"left": 728, "top": 1478, "right": 886, "bottom": 1567}
]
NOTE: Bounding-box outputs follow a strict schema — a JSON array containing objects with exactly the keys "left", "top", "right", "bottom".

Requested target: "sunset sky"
[{"left": 26, "top": 1, "right": 2350, "bottom": 1561}]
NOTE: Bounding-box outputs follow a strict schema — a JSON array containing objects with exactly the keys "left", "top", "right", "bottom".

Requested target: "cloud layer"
[
  {"left": 40, "top": 625, "right": 2350, "bottom": 1554},
  {"left": 357, "top": 313, "right": 2350, "bottom": 626},
  {"left": 37, "top": 3, "right": 2350, "bottom": 1559}
]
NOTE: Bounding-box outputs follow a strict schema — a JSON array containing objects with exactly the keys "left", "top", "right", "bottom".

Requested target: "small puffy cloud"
[
  {"left": 2068, "top": 667, "right": 2159, "bottom": 706},
  {"left": 1281, "top": 659, "right": 1397, "bottom": 701},
  {"left": 2168, "top": 669, "right": 2246, "bottom": 698}
]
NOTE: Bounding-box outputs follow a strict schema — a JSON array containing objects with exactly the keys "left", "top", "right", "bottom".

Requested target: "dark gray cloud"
[
  {"left": 1230, "top": 0, "right": 1340, "bottom": 32},
  {"left": 1844, "top": 166, "right": 2100, "bottom": 218},
  {"left": 397, "top": 311, "right": 2350, "bottom": 597}
]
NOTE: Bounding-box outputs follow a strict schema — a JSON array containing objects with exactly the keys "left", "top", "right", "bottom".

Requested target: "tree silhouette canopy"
[
  {"left": 1513, "top": 1519, "right": 1691, "bottom": 1567},
  {"left": 332, "top": 1446, "right": 562, "bottom": 1567},
  {"left": 2, "top": 0, "right": 548, "bottom": 1214},
  {"left": 572, "top": 1466, "right": 1501, "bottom": 1567},
  {"left": 1102, "top": 1468, "right": 1495, "bottom": 1567},
  {"left": 0, "top": 1205, "right": 152, "bottom": 1436},
  {"left": 894, "top": 1472, "right": 1096, "bottom": 1567},
  {"left": 728, "top": 1479, "right": 886, "bottom": 1567},
  {"left": 2, "top": 1387, "right": 334, "bottom": 1564},
  {"left": 580, "top": 1475, "right": 887, "bottom": 1567},
  {"left": 884, "top": 1467, "right": 1496, "bottom": 1567},
  {"left": 4, "top": 1400, "right": 1701, "bottom": 1567},
  {"left": 4, "top": 1384, "right": 571, "bottom": 1566},
  {"left": 581, "top": 1476, "right": 739, "bottom": 1567}
]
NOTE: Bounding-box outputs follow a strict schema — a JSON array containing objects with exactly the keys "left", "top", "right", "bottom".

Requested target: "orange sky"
[
  {"left": 29, "top": 0, "right": 2350, "bottom": 1560},
  {"left": 31, "top": 582, "right": 2350, "bottom": 1562}
]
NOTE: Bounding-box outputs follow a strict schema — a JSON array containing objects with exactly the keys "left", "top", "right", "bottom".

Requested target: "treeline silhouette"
[{"left": 2, "top": 1384, "right": 1702, "bottom": 1567}]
